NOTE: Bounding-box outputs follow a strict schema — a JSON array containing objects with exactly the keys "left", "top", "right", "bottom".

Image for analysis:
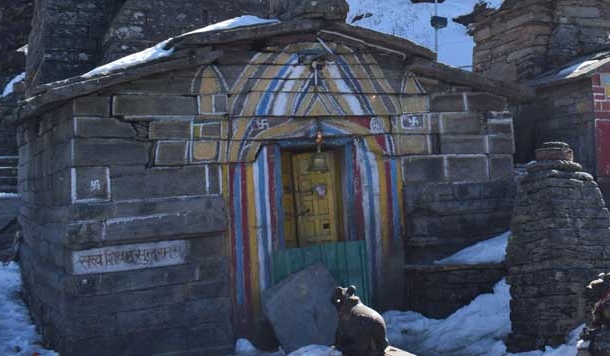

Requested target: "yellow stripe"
[
  {"left": 395, "top": 158, "right": 405, "bottom": 238},
  {"left": 377, "top": 156, "right": 390, "bottom": 256},
  {"left": 245, "top": 164, "right": 261, "bottom": 315}
]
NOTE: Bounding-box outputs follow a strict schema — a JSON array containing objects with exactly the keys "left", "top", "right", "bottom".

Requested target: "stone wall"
[
  {"left": 0, "top": 0, "right": 32, "bottom": 90},
  {"left": 26, "top": 0, "right": 268, "bottom": 89},
  {"left": 0, "top": 195, "right": 20, "bottom": 261},
  {"left": 403, "top": 109, "right": 516, "bottom": 264},
  {"left": 404, "top": 263, "right": 505, "bottom": 318},
  {"left": 469, "top": 0, "right": 610, "bottom": 83},
  {"left": 17, "top": 95, "right": 233, "bottom": 356},
  {"left": 516, "top": 79, "right": 596, "bottom": 170},
  {"left": 506, "top": 142, "right": 610, "bottom": 352},
  {"left": 101, "top": 0, "right": 268, "bottom": 63},
  {"left": 26, "top": 0, "right": 123, "bottom": 90}
]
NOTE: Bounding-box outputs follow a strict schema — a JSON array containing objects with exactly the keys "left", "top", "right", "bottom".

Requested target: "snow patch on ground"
[
  {"left": 1, "top": 72, "right": 25, "bottom": 98},
  {"left": 83, "top": 16, "right": 277, "bottom": 78},
  {"left": 0, "top": 262, "right": 58, "bottom": 356},
  {"left": 435, "top": 231, "right": 510, "bottom": 265},
  {"left": 232, "top": 339, "right": 338, "bottom": 356},
  {"left": 233, "top": 278, "right": 580, "bottom": 356},
  {"left": 384, "top": 278, "right": 582, "bottom": 356}
]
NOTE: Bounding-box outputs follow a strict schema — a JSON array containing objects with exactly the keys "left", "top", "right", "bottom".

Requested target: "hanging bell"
[{"left": 309, "top": 151, "right": 329, "bottom": 173}]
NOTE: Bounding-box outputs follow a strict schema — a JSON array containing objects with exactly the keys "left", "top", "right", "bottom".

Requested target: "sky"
[{"left": 346, "top": 0, "right": 504, "bottom": 69}]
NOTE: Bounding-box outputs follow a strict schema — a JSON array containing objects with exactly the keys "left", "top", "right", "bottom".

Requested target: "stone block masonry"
[
  {"left": 402, "top": 109, "right": 515, "bottom": 263},
  {"left": 17, "top": 95, "right": 232, "bottom": 356},
  {"left": 468, "top": 0, "right": 610, "bottom": 83},
  {"left": 506, "top": 142, "right": 610, "bottom": 352}
]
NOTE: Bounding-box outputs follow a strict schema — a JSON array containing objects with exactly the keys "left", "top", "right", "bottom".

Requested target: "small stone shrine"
[{"left": 506, "top": 142, "right": 610, "bottom": 352}]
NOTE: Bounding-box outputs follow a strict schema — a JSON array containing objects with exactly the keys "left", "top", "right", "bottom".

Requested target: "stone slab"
[
  {"left": 262, "top": 263, "right": 337, "bottom": 354},
  {"left": 70, "top": 240, "right": 189, "bottom": 275},
  {"left": 113, "top": 95, "right": 197, "bottom": 116}
]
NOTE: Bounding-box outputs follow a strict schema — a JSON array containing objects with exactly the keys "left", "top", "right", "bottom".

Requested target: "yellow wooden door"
[{"left": 291, "top": 151, "right": 340, "bottom": 247}]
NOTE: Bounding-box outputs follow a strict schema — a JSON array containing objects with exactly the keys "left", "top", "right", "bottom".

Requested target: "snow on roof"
[
  {"left": 83, "top": 39, "right": 174, "bottom": 78},
  {"left": 528, "top": 50, "right": 610, "bottom": 87},
  {"left": 82, "top": 16, "right": 278, "bottom": 78},
  {"left": 1, "top": 72, "right": 25, "bottom": 98},
  {"left": 181, "top": 15, "right": 278, "bottom": 36},
  {"left": 434, "top": 231, "right": 509, "bottom": 265},
  {"left": 557, "top": 59, "right": 600, "bottom": 77}
]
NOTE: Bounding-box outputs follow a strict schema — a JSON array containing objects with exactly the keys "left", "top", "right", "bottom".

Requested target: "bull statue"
[{"left": 331, "top": 285, "right": 389, "bottom": 356}]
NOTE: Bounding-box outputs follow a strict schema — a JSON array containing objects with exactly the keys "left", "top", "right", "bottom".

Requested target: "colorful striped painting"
[{"left": 194, "top": 41, "right": 421, "bottom": 332}]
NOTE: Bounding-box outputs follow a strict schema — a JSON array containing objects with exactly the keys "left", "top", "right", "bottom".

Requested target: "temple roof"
[{"left": 16, "top": 16, "right": 533, "bottom": 121}]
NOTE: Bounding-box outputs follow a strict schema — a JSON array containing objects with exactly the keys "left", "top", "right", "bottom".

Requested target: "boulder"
[{"left": 262, "top": 263, "right": 337, "bottom": 354}]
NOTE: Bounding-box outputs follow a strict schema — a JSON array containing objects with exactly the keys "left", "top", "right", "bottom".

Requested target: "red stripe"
[
  {"left": 228, "top": 165, "right": 239, "bottom": 331},
  {"left": 353, "top": 143, "right": 364, "bottom": 240},
  {"left": 268, "top": 148, "right": 278, "bottom": 250},
  {"left": 239, "top": 163, "right": 252, "bottom": 326},
  {"left": 384, "top": 160, "right": 394, "bottom": 240}
]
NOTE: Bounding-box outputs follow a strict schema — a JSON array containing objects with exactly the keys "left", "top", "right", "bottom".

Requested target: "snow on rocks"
[
  {"left": 287, "top": 345, "right": 342, "bottom": 356},
  {"left": 1, "top": 72, "right": 25, "bottom": 98},
  {"left": 0, "top": 262, "right": 58, "bottom": 356},
  {"left": 232, "top": 339, "right": 339, "bottom": 356},
  {"left": 83, "top": 16, "right": 278, "bottom": 78},
  {"left": 435, "top": 231, "right": 510, "bottom": 265},
  {"left": 384, "top": 278, "right": 582, "bottom": 356}
]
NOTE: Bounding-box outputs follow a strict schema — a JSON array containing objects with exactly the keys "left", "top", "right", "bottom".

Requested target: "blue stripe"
[
  {"left": 390, "top": 159, "right": 401, "bottom": 241},
  {"left": 292, "top": 80, "right": 314, "bottom": 115},
  {"left": 274, "top": 145, "right": 286, "bottom": 250},
  {"left": 233, "top": 166, "right": 245, "bottom": 305},
  {"left": 344, "top": 143, "right": 355, "bottom": 241},
  {"left": 256, "top": 55, "right": 298, "bottom": 116},
  {"left": 358, "top": 139, "right": 378, "bottom": 286},
  {"left": 337, "top": 57, "right": 374, "bottom": 114},
  {"left": 256, "top": 151, "right": 271, "bottom": 289}
]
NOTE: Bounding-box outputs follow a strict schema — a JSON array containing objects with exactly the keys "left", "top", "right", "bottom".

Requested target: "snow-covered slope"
[{"left": 346, "top": 0, "right": 504, "bottom": 69}]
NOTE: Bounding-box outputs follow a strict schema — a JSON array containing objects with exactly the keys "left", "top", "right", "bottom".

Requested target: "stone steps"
[
  {"left": 0, "top": 167, "right": 18, "bottom": 177},
  {"left": 0, "top": 185, "right": 17, "bottom": 194},
  {"left": 0, "top": 156, "right": 18, "bottom": 194},
  {"left": 0, "top": 156, "right": 18, "bottom": 166}
]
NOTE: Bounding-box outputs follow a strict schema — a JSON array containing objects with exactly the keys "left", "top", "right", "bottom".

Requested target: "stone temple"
[{"left": 7, "top": 0, "right": 532, "bottom": 354}]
